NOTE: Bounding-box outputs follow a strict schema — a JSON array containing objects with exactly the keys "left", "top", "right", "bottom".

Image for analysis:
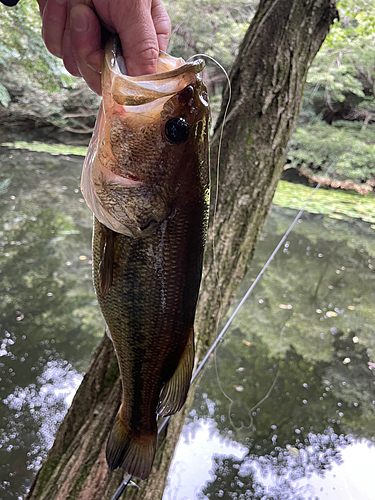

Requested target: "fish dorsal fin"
[
  {"left": 157, "top": 327, "right": 195, "bottom": 417},
  {"left": 98, "top": 223, "right": 115, "bottom": 297}
]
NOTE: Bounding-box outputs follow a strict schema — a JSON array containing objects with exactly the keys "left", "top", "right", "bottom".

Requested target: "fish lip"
[
  {"left": 104, "top": 36, "right": 205, "bottom": 108},
  {"left": 108, "top": 35, "right": 205, "bottom": 80}
]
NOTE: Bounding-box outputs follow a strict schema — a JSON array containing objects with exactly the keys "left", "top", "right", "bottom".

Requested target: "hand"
[{"left": 37, "top": 0, "right": 171, "bottom": 94}]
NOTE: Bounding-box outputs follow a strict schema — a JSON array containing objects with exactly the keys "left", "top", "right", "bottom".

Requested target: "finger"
[
  {"left": 70, "top": 3, "right": 103, "bottom": 94},
  {"left": 37, "top": 0, "right": 48, "bottom": 16},
  {"left": 151, "top": 0, "right": 171, "bottom": 52},
  {"left": 115, "top": 1, "right": 159, "bottom": 76},
  {"left": 41, "top": 0, "right": 68, "bottom": 58},
  {"left": 61, "top": 0, "right": 93, "bottom": 78},
  {"left": 62, "top": 24, "right": 81, "bottom": 77}
]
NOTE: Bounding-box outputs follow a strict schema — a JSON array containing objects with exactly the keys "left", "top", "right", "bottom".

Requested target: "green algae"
[
  {"left": 274, "top": 180, "right": 375, "bottom": 225},
  {"left": 1, "top": 141, "right": 87, "bottom": 156}
]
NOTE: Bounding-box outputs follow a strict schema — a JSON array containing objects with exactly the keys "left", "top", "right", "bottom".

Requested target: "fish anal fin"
[
  {"left": 106, "top": 411, "right": 157, "bottom": 480},
  {"left": 157, "top": 327, "right": 195, "bottom": 417},
  {"left": 99, "top": 224, "right": 115, "bottom": 297}
]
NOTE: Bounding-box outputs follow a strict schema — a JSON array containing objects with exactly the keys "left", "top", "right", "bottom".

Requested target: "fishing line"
[
  {"left": 188, "top": 53, "right": 232, "bottom": 324},
  {"left": 110, "top": 156, "right": 339, "bottom": 500},
  {"left": 187, "top": 54, "right": 232, "bottom": 407}
]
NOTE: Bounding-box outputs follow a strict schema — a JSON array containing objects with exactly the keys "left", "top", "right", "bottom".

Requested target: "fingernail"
[
  {"left": 87, "top": 63, "right": 101, "bottom": 74},
  {"left": 70, "top": 8, "right": 89, "bottom": 32}
]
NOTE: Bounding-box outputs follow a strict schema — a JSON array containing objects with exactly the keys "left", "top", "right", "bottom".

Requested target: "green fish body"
[{"left": 81, "top": 38, "right": 209, "bottom": 479}]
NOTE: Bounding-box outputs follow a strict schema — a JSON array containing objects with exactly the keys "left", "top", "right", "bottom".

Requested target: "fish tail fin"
[
  {"left": 106, "top": 413, "right": 157, "bottom": 479},
  {"left": 157, "top": 327, "right": 194, "bottom": 417}
]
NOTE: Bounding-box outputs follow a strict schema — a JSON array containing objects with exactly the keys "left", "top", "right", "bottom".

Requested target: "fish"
[{"left": 81, "top": 36, "right": 210, "bottom": 479}]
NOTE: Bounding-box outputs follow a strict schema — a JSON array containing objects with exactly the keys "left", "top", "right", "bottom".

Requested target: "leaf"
[{"left": 0, "top": 82, "right": 10, "bottom": 107}]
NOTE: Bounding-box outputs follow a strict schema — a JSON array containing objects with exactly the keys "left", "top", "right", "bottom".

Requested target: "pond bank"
[{"left": 1, "top": 141, "right": 374, "bottom": 225}]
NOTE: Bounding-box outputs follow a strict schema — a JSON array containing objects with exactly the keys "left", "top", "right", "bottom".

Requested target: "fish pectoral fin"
[
  {"left": 105, "top": 324, "right": 112, "bottom": 341},
  {"left": 106, "top": 411, "right": 157, "bottom": 480},
  {"left": 98, "top": 223, "right": 116, "bottom": 297},
  {"left": 157, "top": 327, "right": 195, "bottom": 417}
]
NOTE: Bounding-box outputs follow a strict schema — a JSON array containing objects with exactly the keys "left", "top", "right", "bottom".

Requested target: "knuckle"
[{"left": 137, "top": 44, "right": 159, "bottom": 63}]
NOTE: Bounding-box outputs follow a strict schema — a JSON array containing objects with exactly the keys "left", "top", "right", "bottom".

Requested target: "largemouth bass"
[{"left": 81, "top": 37, "right": 209, "bottom": 479}]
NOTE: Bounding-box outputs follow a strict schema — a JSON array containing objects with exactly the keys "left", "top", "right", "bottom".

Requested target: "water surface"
[
  {"left": 165, "top": 207, "right": 375, "bottom": 499},
  {"left": 0, "top": 147, "right": 104, "bottom": 498},
  {"left": 1, "top": 146, "right": 374, "bottom": 499}
]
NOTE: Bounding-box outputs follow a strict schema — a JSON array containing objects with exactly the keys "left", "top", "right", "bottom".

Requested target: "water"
[
  {"left": 0, "top": 147, "right": 104, "bottom": 498},
  {"left": 0, "top": 146, "right": 374, "bottom": 499},
  {"left": 165, "top": 209, "right": 375, "bottom": 499}
]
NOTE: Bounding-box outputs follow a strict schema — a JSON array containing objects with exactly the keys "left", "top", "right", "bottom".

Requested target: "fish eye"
[{"left": 165, "top": 118, "right": 190, "bottom": 144}]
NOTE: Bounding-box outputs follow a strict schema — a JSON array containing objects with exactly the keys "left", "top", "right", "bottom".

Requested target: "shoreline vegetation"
[
  {"left": 2, "top": 136, "right": 375, "bottom": 197},
  {"left": 2, "top": 140, "right": 375, "bottom": 226}
]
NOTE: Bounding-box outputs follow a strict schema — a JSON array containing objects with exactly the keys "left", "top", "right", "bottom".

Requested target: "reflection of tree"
[
  {"left": 188, "top": 208, "right": 375, "bottom": 499},
  {"left": 199, "top": 433, "right": 349, "bottom": 500},
  {"left": 185, "top": 324, "right": 374, "bottom": 498},
  {"left": 234, "top": 213, "right": 375, "bottom": 364},
  {"left": 198, "top": 456, "right": 265, "bottom": 500},
  {"left": 190, "top": 328, "right": 365, "bottom": 446},
  {"left": 0, "top": 148, "right": 104, "bottom": 498},
  {"left": 0, "top": 150, "right": 103, "bottom": 378}
]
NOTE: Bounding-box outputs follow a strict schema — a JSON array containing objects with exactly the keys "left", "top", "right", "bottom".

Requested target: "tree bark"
[{"left": 26, "top": 1, "right": 338, "bottom": 499}]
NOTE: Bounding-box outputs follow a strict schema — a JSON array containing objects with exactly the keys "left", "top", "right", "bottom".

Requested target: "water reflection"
[
  {"left": 166, "top": 208, "right": 375, "bottom": 499},
  {"left": 1, "top": 145, "right": 375, "bottom": 499},
  {"left": 0, "top": 147, "right": 104, "bottom": 499},
  {"left": 2, "top": 360, "right": 82, "bottom": 472}
]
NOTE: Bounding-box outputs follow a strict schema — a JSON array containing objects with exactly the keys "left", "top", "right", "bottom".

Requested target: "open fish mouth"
[
  {"left": 81, "top": 37, "right": 206, "bottom": 236},
  {"left": 103, "top": 35, "right": 205, "bottom": 109}
]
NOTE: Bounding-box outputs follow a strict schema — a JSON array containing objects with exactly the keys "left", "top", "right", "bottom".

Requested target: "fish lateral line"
[{"left": 84, "top": 36, "right": 210, "bottom": 482}]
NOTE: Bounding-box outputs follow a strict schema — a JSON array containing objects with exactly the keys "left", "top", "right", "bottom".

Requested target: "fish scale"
[{"left": 81, "top": 36, "right": 209, "bottom": 479}]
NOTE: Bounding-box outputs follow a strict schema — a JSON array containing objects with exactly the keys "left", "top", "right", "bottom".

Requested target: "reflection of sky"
[
  {"left": 1, "top": 359, "right": 82, "bottom": 472},
  {"left": 162, "top": 210, "right": 375, "bottom": 499},
  {"left": 164, "top": 419, "right": 247, "bottom": 500},
  {"left": 165, "top": 418, "right": 375, "bottom": 500},
  {"left": 294, "top": 443, "right": 375, "bottom": 500}
]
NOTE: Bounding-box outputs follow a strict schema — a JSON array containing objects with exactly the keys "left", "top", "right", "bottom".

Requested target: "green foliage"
[
  {"left": 164, "top": 0, "right": 256, "bottom": 69},
  {"left": 288, "top": 122, "right": 375, "bottom": 185},
  {"left": 290, "top": 1, "right": 375, "bottom": 187},
  {"left": 307, "top": 0, "right": 375, "bottom": 104},
  {"left": 0, "top": 0, "right": 73, "bottom": 92}
]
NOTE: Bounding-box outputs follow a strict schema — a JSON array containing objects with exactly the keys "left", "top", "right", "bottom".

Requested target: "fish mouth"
[
  {"left": 81, "top": 37, "right": 207, "bottom": 237},
  {"left": 103, "top": 35, "right": 205, "bottom": 109}
]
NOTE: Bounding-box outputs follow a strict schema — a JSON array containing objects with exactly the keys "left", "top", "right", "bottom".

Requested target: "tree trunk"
[{"left": 26, "top": 1, "right": 338, "bottom": 499}]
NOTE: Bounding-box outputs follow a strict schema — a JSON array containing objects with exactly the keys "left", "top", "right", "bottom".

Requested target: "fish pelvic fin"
[
  {"left": 106, "top": 413, "right": 157, "bottom": 480},
  {"left": 98, "top": 223, "right": 115, "bottom": 298},
  {"left": 157, "top": 327, "right": 195, "bottom": 417}
]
